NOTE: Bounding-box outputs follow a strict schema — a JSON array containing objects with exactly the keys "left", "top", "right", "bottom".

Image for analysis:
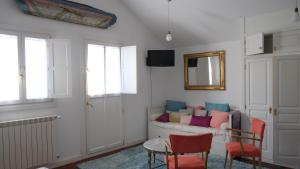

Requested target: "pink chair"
[
  {"left": 225, "top": 118, "right": 266, "bottom": 169},
  {"left": 165, "top": 133, "right": 213, "bottom": 169}
]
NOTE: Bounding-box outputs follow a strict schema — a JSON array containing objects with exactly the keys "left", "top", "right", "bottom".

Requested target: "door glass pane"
[
  {"left": 105, "top": 46, "right": 121, "bottom": 94},
  {"left": 87, "top": 44, "right": 105, "bottom": 96},
  {"left": 25, "top": 37, "right": 48, "bottom": 99},
  {"left": 0, "top": 34, "right": 20, "bottom": 102}
]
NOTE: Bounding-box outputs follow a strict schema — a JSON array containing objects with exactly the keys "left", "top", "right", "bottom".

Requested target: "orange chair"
[
  {"left": 165, "top": 133, "right": 213, "bottom": 169},
  {"left": 224, "top": 118, "right": 266, "bottom": 169}
]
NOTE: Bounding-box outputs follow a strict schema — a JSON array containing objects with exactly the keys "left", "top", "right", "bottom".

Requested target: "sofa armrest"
[
  {"left": 228, "top": 110, "right": 241, "bottom": 130},
  {"left": 147, "top": 106, "right": 165, "bottom": 121}
]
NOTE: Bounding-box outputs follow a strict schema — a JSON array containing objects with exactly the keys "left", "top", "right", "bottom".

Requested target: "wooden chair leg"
[
  {"left": 252, "top": 157, "right": 256, "bottom": 169},
  {"left": 258, "top": 155, "right": 262, "bottom": 169},
  {"left": 224, "top": 151, "right": 228, "bottom": 168},
  {"left": 228, "top": 157, "right": 233, "bottom": 169}
]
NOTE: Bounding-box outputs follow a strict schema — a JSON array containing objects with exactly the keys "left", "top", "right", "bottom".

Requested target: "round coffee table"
[{"left": 143, "top": 138, "right": 167, "bottom": 169}]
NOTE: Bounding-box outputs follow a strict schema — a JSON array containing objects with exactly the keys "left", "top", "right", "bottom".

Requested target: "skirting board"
[{"left": 47, "top": 138, "right": 146, "bottom": 168}]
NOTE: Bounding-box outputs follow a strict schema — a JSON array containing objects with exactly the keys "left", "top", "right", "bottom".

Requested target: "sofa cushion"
[
  {"left": 166, "top": 100, "right": 186, "bottom": 112},
  {"left": 190, "top": 116, "right": 212, "bottom": 127},
  {"left": 180, "top": 115, "right": 192, "bottom": 125},
  {"left": 205, "top": 102, "right": 230, "bottom": 113},
  {"left": 151, "top": 113, "right": 164, "bottom": 121},
  {"left": 151, "top": 121, "right": 221, "bottom": 135},
  {"left": 179, "top": 108, "right": 193, "bottom": 115},
  {"left": 156, "top": 113, "right": 169, "bottom": 123},
  {"left": 210, "top": 110, "right": 229, "bottom": 128},
  {"left": 170, "top": 113, "right": 188, "bottom": 123},
  {"left": 194, "top": 109, "right": 207, "bottom": 116}
]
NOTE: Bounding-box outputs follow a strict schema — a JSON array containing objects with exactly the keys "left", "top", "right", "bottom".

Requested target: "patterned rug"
[{"left": 78, "top": 145, "right": 267, "bottom": 169}]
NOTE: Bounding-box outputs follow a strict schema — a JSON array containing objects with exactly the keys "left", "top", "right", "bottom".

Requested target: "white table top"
[{"left": 143, "top": 138, "right": 168, "bottom": 153}]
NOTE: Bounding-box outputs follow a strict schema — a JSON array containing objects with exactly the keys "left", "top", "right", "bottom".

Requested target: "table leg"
[
  {"left": 148, "top": 152, "right": 152, "bottom": 169},
  {"left": 154, "top": 153, "right": 156, "bottom": 163}
]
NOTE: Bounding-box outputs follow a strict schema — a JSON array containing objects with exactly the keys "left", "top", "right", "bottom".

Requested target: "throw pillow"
[
  {"left": 155, "top": 113, "right": 169, "bottom": 123},
  {"left": 194, "top": 109, "right": 207, "bottom": 116},
  {"left": 190, "top": 116, "right": 212, "bottom": 127},
  {"left": 180, "top": 115, "right": 192, "bottom": 125},
  {"left": 179, "top": 108, "right": 193, "bottom": 115},
  {"left": 210, "top": 110, "right": 229, "bottom": 128},
  {"left": 166, "top": 100, "right": 186, "bottom": 112},
  {"left": 205, "top": 102, "right": 230, "bottom": 113},
  {"left": 169, "top": 112, "right": 188, "bottom": 123},
  {"left": 150, "top": 113, "right": 164, "bottom": 121}
]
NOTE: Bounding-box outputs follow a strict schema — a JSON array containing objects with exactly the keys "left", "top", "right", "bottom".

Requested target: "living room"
[{"left": 0, "top": 0, "right": 299, "bottom": 169}]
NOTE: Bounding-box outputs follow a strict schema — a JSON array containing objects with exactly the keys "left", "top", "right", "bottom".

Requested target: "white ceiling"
[{"left": 121, "top": 0, "right": 295, "bottom": 48}]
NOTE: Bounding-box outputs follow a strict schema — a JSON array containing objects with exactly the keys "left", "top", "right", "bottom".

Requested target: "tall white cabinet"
[{"left": 245, "top": 29, "right": 300, "bottom": 169}]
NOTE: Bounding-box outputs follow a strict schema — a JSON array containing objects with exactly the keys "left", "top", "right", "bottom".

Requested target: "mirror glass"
[
  {"left": 188, "top": 56, "right": 220, "bottom": 86},
  {"left": 184, "top": 51, "right": 225, "bottom": 90}
]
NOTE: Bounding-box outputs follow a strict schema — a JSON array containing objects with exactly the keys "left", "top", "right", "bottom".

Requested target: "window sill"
[{"left": 0, "top": 100, "right": 56, "bottom": 113}]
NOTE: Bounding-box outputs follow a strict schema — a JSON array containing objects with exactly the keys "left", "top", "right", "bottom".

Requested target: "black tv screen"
[{"left": 147, "top": 50, "right": 175, "bottom": 67}]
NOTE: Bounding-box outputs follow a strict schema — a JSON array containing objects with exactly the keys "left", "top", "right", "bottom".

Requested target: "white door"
[
  {"left": 245, "top": 57, "right": 274, "bottom": 161},
  {"left": 273, "top": 55, "right": 300, "bottom": 169},
  {"left": 85, "top": 43, "right": 124, "bottom": 154}
]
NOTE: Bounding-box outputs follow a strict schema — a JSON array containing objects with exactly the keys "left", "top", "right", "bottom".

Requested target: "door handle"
[
  {"left": 86, "top": 101, "right": 94, "bottom": 108},
  {"left": 273, "top": 108, "right": 277, "bottom": 116},
  {"left": 269, "top": 107, "right": 272, "bottom": 114}
]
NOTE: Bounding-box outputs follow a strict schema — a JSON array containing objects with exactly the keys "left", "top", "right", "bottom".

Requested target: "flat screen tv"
[{"left": 147, "top": 50, "right": 175, "bottom": 67}]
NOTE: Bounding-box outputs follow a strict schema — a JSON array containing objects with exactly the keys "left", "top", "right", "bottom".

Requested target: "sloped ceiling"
[{"left": 121, "top": 0, "right": 295, "bottom": 48}]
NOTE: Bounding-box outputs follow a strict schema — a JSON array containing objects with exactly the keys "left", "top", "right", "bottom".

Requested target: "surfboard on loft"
[{"left": 16, "top": 0, "right": 117, "bottom": 29}]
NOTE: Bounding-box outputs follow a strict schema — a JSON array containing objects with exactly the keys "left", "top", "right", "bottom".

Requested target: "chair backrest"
[
  {"left": 251, "top": 118, "right": 266, "bottom": 141},
  {"left": 169, "top": 133, "right": 213, "bottom": 153}
]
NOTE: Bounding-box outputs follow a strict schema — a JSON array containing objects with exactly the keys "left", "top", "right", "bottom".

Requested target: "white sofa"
[{"left": 147, "top": 106, "right": 240, "bottom": 156}]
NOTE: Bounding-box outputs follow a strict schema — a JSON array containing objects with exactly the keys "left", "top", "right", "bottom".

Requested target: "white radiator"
[{"left": 0, "top": 115, "right": 60, "bottom": 169}]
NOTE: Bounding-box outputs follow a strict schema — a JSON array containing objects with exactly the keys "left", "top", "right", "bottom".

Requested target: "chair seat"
[
  {"left": 166, "top": 155, "right": 205, "bottom": 169},
  {"left": 226, "top": 142, "right": 261, "bottom": 157}
]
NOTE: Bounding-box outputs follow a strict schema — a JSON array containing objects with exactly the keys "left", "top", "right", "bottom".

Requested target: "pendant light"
[
  {"left": 293, "top": 0, "right": 300, "bottom": 22},
  {"left": 166, "top": 0, "right": 173, "bottom": 42}
]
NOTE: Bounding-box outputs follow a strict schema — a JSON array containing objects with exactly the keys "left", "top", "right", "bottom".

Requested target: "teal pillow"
[
  {"left": 165, "top": 100, "right": 186, "bottom": 112},
  {"left": 205, "top": 102, "right": 230, "bottom": 113}
]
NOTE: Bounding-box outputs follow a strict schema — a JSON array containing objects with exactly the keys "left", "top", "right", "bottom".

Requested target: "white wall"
[
  {"left": 151, "top": 40, "right": 243, "bottom": 110},
  {"left": 0, "top": 0, "right": 165, "bottom": 165},
  {"left": 246, "top": 9, "right": 300, "bottom": 35}
]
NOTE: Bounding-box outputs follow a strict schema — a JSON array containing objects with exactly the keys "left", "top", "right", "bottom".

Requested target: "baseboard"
[{"left": 47, "top": 138, "right": 146, "bottom": 168}]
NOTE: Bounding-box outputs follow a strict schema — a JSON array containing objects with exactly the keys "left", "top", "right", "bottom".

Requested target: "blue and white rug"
[{"left": 78, "top": 146, "right": 267, "bottom": 169}]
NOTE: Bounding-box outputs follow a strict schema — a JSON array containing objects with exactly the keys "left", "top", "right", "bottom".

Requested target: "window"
[
  {"left": 0, "top": 33, "right": 20, "bottom": 102},
  {"left": 25, "top": 37, "right": 48, "bottom": 99},
  {"left": 0, "top": 30, "right": 71, "bottom": 105},
  {"left": 86, "top": 43, "right": 137, "bottom": 97}
]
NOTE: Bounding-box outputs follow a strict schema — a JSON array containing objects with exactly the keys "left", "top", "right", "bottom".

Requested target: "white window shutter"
[
  {"left": 121, "top": 46, "right": 137, "bottom": 94},
  {"left": 47, "top": 39, "right": 72, "bottom": 98}
]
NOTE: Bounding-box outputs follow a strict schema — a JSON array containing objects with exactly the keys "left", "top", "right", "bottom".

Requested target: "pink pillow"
[
  {"left": 210, "top": 110, "right": 229, "bottom": 128},
  {"left": 180, "top": 115, "right": 192, "bottom": 125}
]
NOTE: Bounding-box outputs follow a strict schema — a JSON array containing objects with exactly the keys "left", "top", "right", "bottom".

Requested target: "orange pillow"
[{"left": 210, "top": 110, "right": 229, "bottom": 128}]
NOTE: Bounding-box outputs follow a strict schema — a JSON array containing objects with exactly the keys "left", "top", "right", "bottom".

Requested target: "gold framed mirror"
[{"left": 184, "top": 50, "right": 225, "bottom": 90}]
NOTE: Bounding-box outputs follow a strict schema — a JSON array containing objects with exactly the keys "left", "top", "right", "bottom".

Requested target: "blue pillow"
[
  {"left": 205, "top": 102, "right": 230, "bottom": 113},
  {"left": 165, "top": 100, "right": 186, "bottom": 112}
]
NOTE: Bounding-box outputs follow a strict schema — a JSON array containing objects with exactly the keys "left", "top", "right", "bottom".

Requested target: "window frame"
[
  {"left": 85, "top": 41, "right": 123, "bottom": 99},
  {"left": 0, "top": 29, "right": 52, "bottom": 106}
]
